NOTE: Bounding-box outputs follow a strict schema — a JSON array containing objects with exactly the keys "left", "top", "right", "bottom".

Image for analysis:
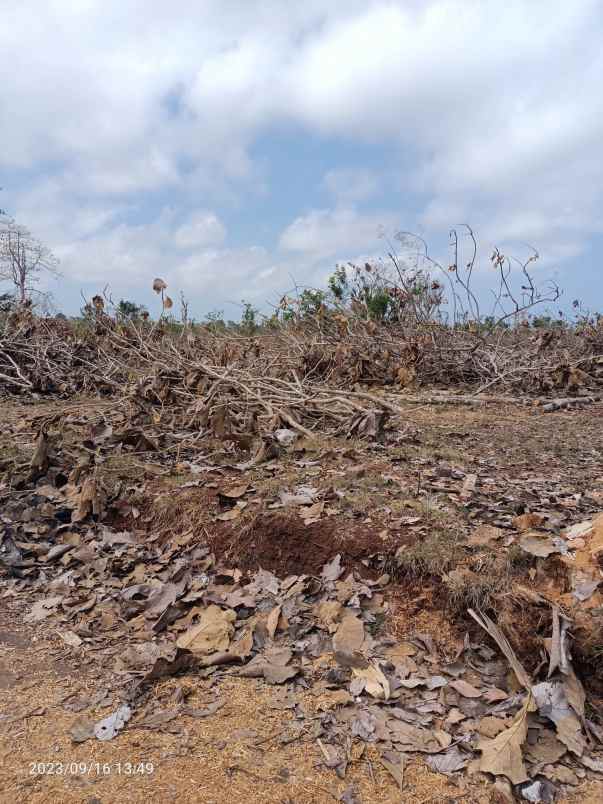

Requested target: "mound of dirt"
[{"left": 209, "top": 512, "right": 390, "bottom": 577}]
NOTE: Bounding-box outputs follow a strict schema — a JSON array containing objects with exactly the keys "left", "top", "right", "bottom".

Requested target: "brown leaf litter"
[{"left": 1, "top": 384, "right": 603, "bottom": 802}]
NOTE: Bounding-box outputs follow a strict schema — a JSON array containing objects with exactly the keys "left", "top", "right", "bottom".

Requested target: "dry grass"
[
  {"left": 394, "top": 528, "right": 460, "bottom": 578},
  {"left": 443, "top": 566, "right": 501, "bottom": 613}
]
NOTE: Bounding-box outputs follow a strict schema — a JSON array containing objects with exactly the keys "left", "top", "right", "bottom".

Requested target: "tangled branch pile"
[{"left": 1, "top": 305, "right": 602, "bottom": 445}]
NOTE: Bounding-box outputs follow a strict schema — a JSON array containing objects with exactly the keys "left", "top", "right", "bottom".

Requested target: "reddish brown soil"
[{"left": 208, "top": 512, "right": 393, "bottom": 577}]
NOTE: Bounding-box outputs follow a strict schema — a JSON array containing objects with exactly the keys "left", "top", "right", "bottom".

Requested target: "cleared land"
[{"left": 1, "top": 314, "right": 602, "bottom": 803}]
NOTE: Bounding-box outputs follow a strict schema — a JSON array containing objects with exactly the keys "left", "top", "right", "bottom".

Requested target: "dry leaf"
[
  {"left": 176, "top": 605, "right": 236, "bottom": 655},
  {"left": 513, "top": 513, "right": 547, "bottom": 531},
  {"left": 450, "top": 679, "right": 482, "bottom": 698},
  {"left": 216, "top": 506, "right": 244, "bottom": 521},
  {"left": 59, "top": 630, "right": 83, "bottom": 648},
  {"left": 322, "top": 554, "right": 344, "bottom": 582},
  {"left": 467, "top": 524, "right": 504, "bottom": 546},
  {"left": 460, "top": 473, "right": 477, "bottom": 500},
  {"left": 524, "top": 729, "right": 567, "bottom": 765},
  {"left": 352, "top": 661, "right": 390, "bottom": 700},
  {"left": 563, "top": 520, "right": 593, "bottom": 540},
  {"left": 30, "top": 429, "right": 49, "bottom": 473},
  {"left": 388, "top": 641, "right": 417, "bottom": 658},
  {"left": 238, "top": 647, "right": 297, "bottom": 685},
  {"left": 152, "top": 277, "right": 167, "bottom": 293},
  {"left": 427, "top": 746, "right": 467, "bottom": 774},
  {"left": 315, "top": 689, "right": 353, "bottom": 712},
  {"left": 563, "top": 667, "right": 586, "bottom": 719},
  {"left": 519, "top": 532, "right": 561, "bottom": 558},
  {"left": 266, "top": 605, "right": 282, "bottom": 639},
  {"left": 468, "top": 609, "right": 531, "bottom": 690},
  {"left": 483, "top": 688, "right": 509, "bottom": 703},
  {"left": 478, "top": 716, "right": 508, "bottom": 738},
  {"left": 142, "top": 648, "right": 197, "bottom": 683},
  {"left": 333, "top": 612, "right": 365, "bottom": 654},
  {"left": 588, "top": 513, "right": 603, "bottom": 560},
  {"left": 219, "top": 483, "right": 249, "bottom": 499},
  {"left": 445, "top": 708, "right": 466, "bottom": 726},
  {"left": 263, "top": 664, "right": 298, "bottom": 685},
  {"left": 387, "top": 720, "right": 440, "bottom": 752},
  {"left": 315, "top": 600, "right": 343, "bottom": 632},
  {"left": 25, "top": 596, "right": 63, "bottom": 623},
  {"left": 379, "top": 753, "right": 405, "bottom": 791},
  {"left": 303, "top": 501, "right": 324, "bottom": 523},
  {"left": 478, "top": 693, "right": 534, "bottom": 785},
  {"left": 397, "top": 677, "right": 426, "bottom": 689},
  {"left": 230, "top": 622, "right": 255, "bottom": 659},
  {"left": 532, "top": 680, "right": 586, "bottom": 756},
  {"left": 573, "top": 579, "right": 600, "bottom": 601}
]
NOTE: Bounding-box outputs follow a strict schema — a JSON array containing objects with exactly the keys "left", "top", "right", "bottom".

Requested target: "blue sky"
[{"left": 1, "top": 1, "right": 602, "bottom": 319}]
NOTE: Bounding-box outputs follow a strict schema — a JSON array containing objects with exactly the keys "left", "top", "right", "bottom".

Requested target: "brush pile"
[{"left": 1, "top": 309, "right": 602, "bottom": 427}]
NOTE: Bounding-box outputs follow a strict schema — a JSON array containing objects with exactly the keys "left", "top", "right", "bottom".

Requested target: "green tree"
[
  {"left": 240, "top": 300, "right": 258, "bottom": 334},
  {"left": 116, "top": 299, "right": 146, "bottom": 320}
]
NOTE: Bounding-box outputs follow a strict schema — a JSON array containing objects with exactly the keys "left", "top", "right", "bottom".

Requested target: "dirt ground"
[
  {"left": 0, "top": 603, "right": 466, "bottom": 804},
  {"left": 1, "top": 395, "right": 602, "bottom": 803}
]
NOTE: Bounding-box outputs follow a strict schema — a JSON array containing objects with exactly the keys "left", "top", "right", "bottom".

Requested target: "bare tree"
[{"left": 0, "top": 215, "right": 60, "bottom": 305}]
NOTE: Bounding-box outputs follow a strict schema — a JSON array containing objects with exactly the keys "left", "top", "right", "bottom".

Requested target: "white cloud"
[
  {"left": 280, "top": 207, "right": 396, "bottom": 260},
  {"left": 174, "top": 245, "right": 284, "bottom": 304},
  {"left": 47, "top": 206, "right": 292, "bottom": 314},
  {"left": 174, "top": 211, "right": 226, "bottom": 249},
  {"left": 323, "top": 169, "right": 380, "bottom": 204},
  {"left": 57, "top": 213, "right": 176, "bottom": 287}
]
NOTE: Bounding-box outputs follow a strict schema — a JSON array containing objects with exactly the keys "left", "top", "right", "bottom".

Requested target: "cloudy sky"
[{"left": 2, "top": 1, "right": 602, "bottom": 318}]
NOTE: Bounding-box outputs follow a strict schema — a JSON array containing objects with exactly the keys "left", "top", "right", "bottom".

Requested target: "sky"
[{"left": 1, "top": 0, "right": 602, "bottom": 319}]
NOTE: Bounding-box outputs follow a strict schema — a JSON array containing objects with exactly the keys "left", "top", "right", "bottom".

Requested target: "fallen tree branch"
[{"left": 540, "top": 395, "right": 602, "bottom": 412}]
